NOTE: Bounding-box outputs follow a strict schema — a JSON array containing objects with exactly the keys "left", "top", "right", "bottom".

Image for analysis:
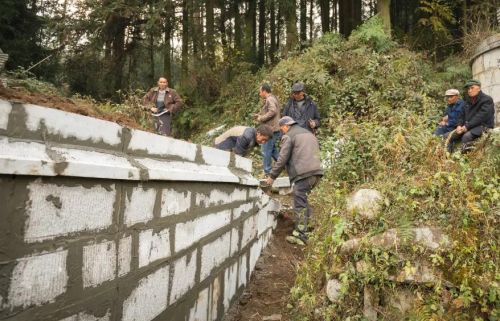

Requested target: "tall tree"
[
  {"left": 269, "top": 0, "right": 277, "bottom": 64},
  {"left": 339, "top": 0, "right": 362, "bottom": 37},
  {"left": 283, "top": 0, "right": 298, "bottom": 56},
  {"left": 181, "top": 0, "right": 189, "bottom": 83},
  {"left": 377, "top": 0, "right": 391, "bottom": 35},
  {"left": 257, "top": 0, "right": 266, "bottom": 66},
  {"left": 300, "top": 0, "right": 307, "bottom": 46},
  {"left": 163, "top": 0, "right": 174, "bottom": 81},
  {"left": 206, "top": 0, "right": 215, "bottom": 66},
  {"left": 318, "top": 0, "right": 330, "bottom": 33}
]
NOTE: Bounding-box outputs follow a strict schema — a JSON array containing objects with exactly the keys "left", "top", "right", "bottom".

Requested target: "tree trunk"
[
  {"left": 206, "top": 0, "right": 215, "bottom": 66},
  {"left": 269, "top": 0, "right": 277, "bottom": 64},
  {"left": 319, "top": 0, "right": 330, "bottom": 33},
  {"left": 257, "top": 0, "right": 265, "bottom": 66},
  {"left": 181, "top": 0, "right": 189, "bottom": 83},
  {"left": 284, "top": 0, "right": 298, "bottom": 56},
  {"left": 300, "top": 0, "right": 307, "bottom": 46},
  {"left": 309, "top": 0, "right": 313, "bottom": 40},
  {"left": 339, "top": 0, "right": 362, "bottom": 37},
  {"left": 377, "top": 0, "right": 391, "bottom": 35},
  {"left": 332, "top": 0, "right": 338, "bottom": 32},
  {"left": 244, "top": 0, "right": 257, "bottom": 63},
  {"left": 163, "top": 0, "right": 173, "bottom": 81},
  {"left": 233, "top": 0, "right": 242, "bottom": 52}
]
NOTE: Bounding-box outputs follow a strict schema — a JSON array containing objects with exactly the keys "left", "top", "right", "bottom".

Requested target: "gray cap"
[
  {"left": 278, "top": 116, "right": 297, "bottom": 126},
  {"left": 291, "top": 82, "right": 305, "bottom": 92}
]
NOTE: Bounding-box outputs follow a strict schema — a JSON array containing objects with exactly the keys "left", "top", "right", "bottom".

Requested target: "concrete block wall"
[{"left": 0, "top": 100, "right": 279, "bottom": 321}]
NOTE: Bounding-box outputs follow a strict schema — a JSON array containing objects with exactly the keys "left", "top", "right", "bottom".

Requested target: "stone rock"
[
  {"left": 263, "top": 314, "right": 282, "bottom": 321},
  {"left": 326, "top": 279, "right": 342, "bottom": 303},
  {"left": 363, "top": 286, "right": 378, "bottom": 321},
  {"left": 346, "top": 189, "right": 384, "bottom": 219},
  {"left": 341, "top": 227, "right": 450, "bottom": 253}
]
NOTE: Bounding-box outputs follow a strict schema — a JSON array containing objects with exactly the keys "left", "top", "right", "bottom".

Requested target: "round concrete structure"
[{"left": 471, "top": 33, "right": 500, "bottom": 127}]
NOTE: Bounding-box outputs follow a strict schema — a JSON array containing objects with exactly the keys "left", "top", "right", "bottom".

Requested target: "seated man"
[
  {"left": 214, "top": 125, "right": 273, "bottom": 156},
  {"left": 446, "top": 80, "right": 495, "bottom": 153},
  {"left": 434, "top": 88, "right": 464, "bottom": 136}
]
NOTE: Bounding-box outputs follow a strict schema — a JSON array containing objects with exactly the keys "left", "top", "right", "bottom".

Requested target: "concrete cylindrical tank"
[{"left": 471, "top": 33, "right": 500, "bottom": 127}]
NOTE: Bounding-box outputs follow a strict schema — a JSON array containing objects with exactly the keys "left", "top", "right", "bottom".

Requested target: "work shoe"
[
  {"left": 286, "top": 235, "right": 306, "bottom": 246},
  {"left": 291, "top": 229, "right": 308, "bottom": 243}
]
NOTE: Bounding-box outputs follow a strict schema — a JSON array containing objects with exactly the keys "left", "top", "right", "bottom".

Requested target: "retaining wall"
[
  {"left": 0, "top": 100, "right": 278, "bottom": 321},
  {"left": 471, "top": 33, "right": 500, "bottom": 127}
]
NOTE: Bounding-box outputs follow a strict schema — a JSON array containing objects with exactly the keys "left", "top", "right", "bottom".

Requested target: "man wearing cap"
[
  {"left": 434, "top": 89, "right": 465, "bottom": 136},
  {"left": 446, "top": 80, "right": 495, "bottom": 153},
  {"left": 253, "top": 83, "right": 281, "bottom": 177},
  {"left": 266, "top": 116, "right": 323, "bottom": 245},
  {"left": 214, "top": 125, "right": 273, "bottom": 156},
  {"left": 282, "top": 82, "right": 321, "bottom": 134}
]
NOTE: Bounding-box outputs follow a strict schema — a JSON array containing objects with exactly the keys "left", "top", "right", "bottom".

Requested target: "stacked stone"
[{"left": 0, "top": 100, "right": 279, "bottom": 321}]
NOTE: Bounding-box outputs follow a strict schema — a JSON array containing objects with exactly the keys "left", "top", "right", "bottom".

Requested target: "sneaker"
[{"left": 286, "top": 235, "right": 306, "bottom": 246}]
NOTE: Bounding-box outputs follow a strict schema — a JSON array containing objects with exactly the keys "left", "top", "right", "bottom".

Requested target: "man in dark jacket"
[
  {"left": 266, "top": 116, "right": 323, "bottom": 245},
  {"left": 434, "top": 88, "right": 465, "bottom": 136},
  {"left": 446, "top": 80, "right": 495, "bottom": 153},
  {"left": 282, "top": 82, "right": 320, "bottom": 134},
  {"left": 142, "top": 77, "right": 183, "bottom": 137},
  {"left": 214, "top": 125, "right": 273, "bottom": 156}
]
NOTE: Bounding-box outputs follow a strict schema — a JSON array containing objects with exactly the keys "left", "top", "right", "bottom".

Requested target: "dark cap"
[
  {"left": 464, "top": 79, "right": 481, "bottom": 88},
  {"left": 278, "top": 116, "right": 297, "bottom": 126},
  {"left": 291, "top": 82, "right": 305, "bottom": 92}
]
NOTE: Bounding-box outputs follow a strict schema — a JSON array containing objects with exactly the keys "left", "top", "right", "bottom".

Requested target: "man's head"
[
  {"left": 291, "top": 82, "right": 305, "bottom": 101},
  {"left": 464, "top": 79, "right": 481, "bottom": 98},
  {"left": 157, "top": 77, "right": 168, "bottom": 90},
  {"left": 255, "top": 124, "right": 273, "bottom": 144},
  {"left": 278, "top": 116, "right": 296, "bottom": 134},
  {"left": 445, "top": 88, "right": 460, "bottom": 105},
  {"left": 259, "top": 83, "right": 272, "bottom": 98}
]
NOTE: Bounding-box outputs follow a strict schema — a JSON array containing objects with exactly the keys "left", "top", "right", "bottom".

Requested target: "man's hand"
[
  {"left": 265, "top": 176, "right": 274, "bottom": 186},
  {"left": 252, "top": 113, "right": 260, "bottom": 121},
  {"left": 308, "top": 119, "right": 316, "bottom": 129},
  {"left": 456, "top": 126, "right": 467, "bottom": 134},
  {"left": 151, "top": 107, "right": 158, "bottom": 113}
]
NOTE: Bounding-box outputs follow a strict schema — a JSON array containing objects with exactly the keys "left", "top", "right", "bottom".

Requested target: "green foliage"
[{"left": 349, "top": 15, "right": 395, "bottom": 53}]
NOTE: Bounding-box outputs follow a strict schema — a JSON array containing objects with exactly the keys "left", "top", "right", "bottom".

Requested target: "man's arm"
[
  {"left": 233, "top": 133, "right": 251, "bottom": 156},
  {"left": 269, "top": 135, "right": 293, "bottom": 179},
  {"left": 310, "top": 101, "right": 321, "bottom": 128},
  {"left": 168, "top": 90, "right": 184, "bottom": 113}
]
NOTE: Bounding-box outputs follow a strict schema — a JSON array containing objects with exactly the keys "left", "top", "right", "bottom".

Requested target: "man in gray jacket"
[{"left": 266, "top": 116, "right": 323, "bottom": 245}]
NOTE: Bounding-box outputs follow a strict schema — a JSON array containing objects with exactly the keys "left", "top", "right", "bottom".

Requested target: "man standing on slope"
[
  {"left": 266, "top": 116, "right": 323, "bottom": 245},
  {"left": 253, "top": 83, "right": 281, "bottom": 178},
  {"left": 282, "top": 82, "right": 320, "bottom": 134}
]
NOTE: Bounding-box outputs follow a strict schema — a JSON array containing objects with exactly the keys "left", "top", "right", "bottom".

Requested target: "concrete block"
[
  {"left": 138, "top": 228, "right": 170, "bottom": 268},
  {"left": 127, "top": 129, "right": 197, "bottom": 161},
  {"left": 223, "top": 262, "right": 238, "bottom": 312},
  {"left": 135, "top": 158, "right": 240, "bottom": 184},
  {"left": 195, "top": 188, "right": 246, "bottom": 207},
  {"left": 249, "top": 240, "right": 262, "bottom": 275},
  {"left": 0, "top": 100, "right": 12, "bottom": 130},
  {"left": 0, "top": 138, "right": 55, "bottom": 176},
  {"left": 272, "top": 177, "right": 290, "bottom": 188},
  {"left": 51, "top": 147, "right": 140, "bottom": 180},
  {"left": 248, "top": 188, "right": 263, "bottom": 199},
  {"left": 25, "top": 180, "right": 115, "bottom": 242},
  {"left": 188, "top": 287, "right": 209, "bottom": 321},
  {"left": 123, "top": 186, "right": 156, "bottom": 226},
  {"left": 59, "top": 311, "right": 110, "bottom": 321},
  {"left": 238, "top": 174, "right": 260, "bottom": 186},
  {"left": 241, "top": 215, "right": 257, "bottom": 249},
  {"left": 238, "top": 255, "right": 248, "bottom": 287},
  {"left": 234, "top": 155, "right": 252, "bottom": 173},
  {"left": 169, "top": 250, "right": 197, "bottom": 304},
  {"left": 122, "top": 265, "right": 169, "bottom": 321},
  {"left": 24, "top": 104, "right": 122, "bottom": 146},
  {"left": 160, "top": 189, "right": 191, "bottom": 217},
  {"left": 200, "top": 232, "right": 231, "bottom": 280},
  {"left": 471, "top": 55, "right": 484, "bottom": 75},
  {"left": 175, "top": 210, "right": 231, "bottom": 252},
  {"left": 7, "top": 249, "right": 68, "bottom": 308},
  {"left": 257, "top": 209, "right": 269, "bottom": 236},
  {"left": 230, "top": 228, "right": 239, "bottom": 256},
  {"left": 232, "top": 202, "right": 254, "bottom": 220},
  {"left": 82, "top": 240, "right": 116, "bottom": 288},
  {"left": 201, "top": 146, "right": 230, "bottom": 167},
  {"left": 210, "top": 277, "right": 220, "bottom": 321},
  {"left": 118, "top": 236, "right": 132, "bottom": 277}
]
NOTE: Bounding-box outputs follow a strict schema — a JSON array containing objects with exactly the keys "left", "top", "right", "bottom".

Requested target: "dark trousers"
[
  {"left": 446, "top": 126, "right": 486, "bottom": 153},
  {"left": 293, "top": 175, "right": 321, "bottom": 233},
  {"left": 154, "top": 113, "right": 172, "bottom": 136}
]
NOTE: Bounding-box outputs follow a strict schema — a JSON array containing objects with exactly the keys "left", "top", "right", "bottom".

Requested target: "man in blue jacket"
[
  {"left": 214, "top": 125, "right": 273, "bottom": 156},
  {"left": 434, "top": 88, "right": 464, "bottom": 136},
  {"left": 446, "top": 80, "right": 495, "bottom": 153},
  {"left": 282, "top": 82, "right": 320, "bottom": 134}
]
